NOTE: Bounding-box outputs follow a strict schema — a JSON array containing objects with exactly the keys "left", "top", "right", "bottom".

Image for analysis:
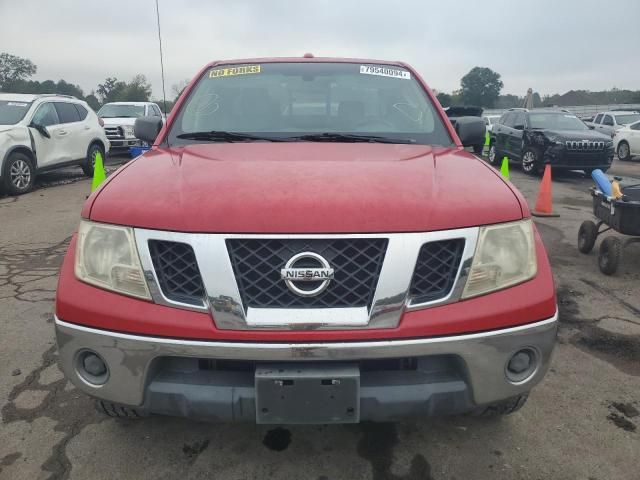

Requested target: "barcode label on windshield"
[{"left": 360, "top": 65, "right": 410, "bottom": 79}]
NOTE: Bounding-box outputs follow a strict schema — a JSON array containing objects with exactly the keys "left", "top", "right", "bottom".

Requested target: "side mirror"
[
  {"left": 134, "top": 116, "right": 163, "bottom": 144},
  {"left": 453, "top": 116, "right": 485, "bottom": 147},
  {"left": 514, "top": 124, "right": 525, "bottom": 131},
  {"left": 29, "top": 121, "right": 50, "bottom": 138},
  {"left": 588, "top": 125, "right": 595, "bottom": 130}
]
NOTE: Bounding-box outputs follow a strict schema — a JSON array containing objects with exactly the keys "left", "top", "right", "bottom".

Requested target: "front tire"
[
  {"left": 578, "top": 221, "right": 598, "bottom": 254},
  {"left": 487, "top": 143, "right": 500, "bottom": 165},
  {"left": 521, "top": 147, "right": 540, "bottom": 175},
  {"left": 473, "top": 144, "right": 484, "bottom": 155},
  {"left": 598, "top": 236, "right": 621, "bottom": 275},
  {"left": 617, "top": 141, "right": 631, "bottom": 161},
  {"left": 96, "top": 400, "right": 147, "bottom": 419},
  {"left": 82, "top": 143, "right": 105, "bottom": 177},
  {"left": 471, "top": 393, "right": 529, "bottom": 417},
  {"left": 2, "top": 152, "right": 35, "bottom": 195}
]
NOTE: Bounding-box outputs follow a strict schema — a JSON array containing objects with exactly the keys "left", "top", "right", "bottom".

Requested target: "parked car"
[
  {"left": 586, "top": 110, "right": 640, "bottom": 137},
  {"left": 55, "top": 57, "right": 557, "bottom": 424},
  {"left": 613, "top": 119, "right": 640, "bottom": 161},
  {"left": 97, "top": 102, "right": 164, "bottom": 150},
  {"left": 0, "top": 93, "right": 110, "bottom": 195},
  {"left": 489, "top": 108, "right": 614, "bottom": 175},
  {"left": 483, "top": 114, "right": 501, "bottom": 134}
]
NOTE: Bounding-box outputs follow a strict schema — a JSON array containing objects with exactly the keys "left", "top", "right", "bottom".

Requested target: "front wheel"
[
  {"left": 96, "top": 400, "right": 147, "bottom": 419},
  {"left": 82, "top": 143, "right": 105, "bottom": 177},
  {"left": 473, "top": 144, "right": 484, "bottom": 155},
  {"left": 2, "top": 152, "right": 35, "bottom": 195},
  {"left": 471, "top": 393, "right": 529, "bottom": 417},
  {"left": 521, "top": 148, "right": 540, "bottom": 175},
  {"left": 598, "top": 236, "right": 621, "bottom": 275},
  {"left": 487, "top": 144, "right": 500, "bottom": 165},
  {"left": 578, "top": 220, "right": 598, "bottom": 254},
  {"left": 617, "top": 141, "right": 631, "bottom": 161}
]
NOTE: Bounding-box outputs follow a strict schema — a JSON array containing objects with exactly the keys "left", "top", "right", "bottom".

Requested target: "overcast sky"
[{"left": 1, "top": 0, "right": 639, "bottom": 99}]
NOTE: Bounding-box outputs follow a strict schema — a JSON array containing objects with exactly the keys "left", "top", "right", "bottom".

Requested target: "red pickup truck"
[{"left": 55, "top": 57, "right": 557, "bottom": 424}]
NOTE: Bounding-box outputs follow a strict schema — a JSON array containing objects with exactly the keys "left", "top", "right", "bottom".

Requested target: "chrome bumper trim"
[{"left": 55, "top": 312, "right": 558, "bottom": 407}]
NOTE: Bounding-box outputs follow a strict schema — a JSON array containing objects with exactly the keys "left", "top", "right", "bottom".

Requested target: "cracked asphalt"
[{"left": 1, "top": 154, "right": 639, "bottom": 480}]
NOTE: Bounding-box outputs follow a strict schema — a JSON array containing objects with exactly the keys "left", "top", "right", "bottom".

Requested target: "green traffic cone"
[
  {"left": 483, "top": 132, "right": 491, "bottom": 155},
  {"left": 91, "top": 151, "right": 106, "bottom": 192},
  {"left": 500, "top": 156, "right": 509, "bottom": 180}
]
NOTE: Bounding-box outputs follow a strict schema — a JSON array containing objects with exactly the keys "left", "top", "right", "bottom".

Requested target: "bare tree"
[{"left": 171, "top": 79, "right": 191, "bottom": 100}]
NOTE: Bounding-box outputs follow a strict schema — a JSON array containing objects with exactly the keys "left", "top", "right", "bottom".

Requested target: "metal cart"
[{"left": 578, "top": 183, "right": 640, "bottom": 275}]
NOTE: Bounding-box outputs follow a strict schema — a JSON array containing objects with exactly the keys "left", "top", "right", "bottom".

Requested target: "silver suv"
[{"left": 588, "top": 110, "right": 640, "bottom": 137}]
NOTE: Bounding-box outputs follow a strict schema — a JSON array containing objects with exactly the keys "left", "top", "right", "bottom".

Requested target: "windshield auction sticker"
[
  {"left": 360, "top": 65, "right": 410, "bottom": 79},
  {"left": 209, "top": 65, "right": 261, "bottom": 78}
]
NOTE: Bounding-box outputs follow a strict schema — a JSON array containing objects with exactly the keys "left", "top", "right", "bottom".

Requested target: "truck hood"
[
  {"left": 101, "top": 117, "right": 137, "bottom": 127},
  {"left": 88, "top": 143, "right": 523, "bottom": 233}
]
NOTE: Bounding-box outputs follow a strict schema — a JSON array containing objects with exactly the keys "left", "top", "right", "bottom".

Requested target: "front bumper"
[
  {"left": 55, "top": 312, "right": 558, "bottom": 423},
  {"left": 543, "top": 144, "right": 614, "bottom": 170},
  {"left": 107, "top": 138, "right": 142, "bottom": 148}
]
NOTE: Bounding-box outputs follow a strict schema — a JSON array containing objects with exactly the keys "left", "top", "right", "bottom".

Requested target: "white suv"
[{"left": 0, "top": 93, "right": 110, "bottom": 195}]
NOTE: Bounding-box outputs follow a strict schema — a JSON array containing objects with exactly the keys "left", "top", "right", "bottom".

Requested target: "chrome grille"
[
  {"left": 565, "top": 140, "right": 605, "bottom": 151},
  {"left": 104, "top": 126, "right": 123, "bottom": 140},
  {"left": 226, "top": 239, "right": 388, "bottom": 309},
  {"left": 148, "top": 240, "right": 205, "bottom": 306},
  {"left": 409, "top": 239, "right": 465, "bottom": 304}
]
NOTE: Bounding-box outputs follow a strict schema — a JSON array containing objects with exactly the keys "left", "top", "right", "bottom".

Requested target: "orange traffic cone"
[{"left": 532, "top": 165, "right": 559, "bottom": 217}]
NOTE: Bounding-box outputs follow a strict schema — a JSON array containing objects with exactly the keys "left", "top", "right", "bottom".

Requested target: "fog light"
[
  {"left": 505, "top": 348, "right": 538, "bottom": 383},
  {"left": 83, "top": 353, "right": 106, "bottom": 376},
  {"left": 76, "top": 350, "right": 109, "bottom": 385}
]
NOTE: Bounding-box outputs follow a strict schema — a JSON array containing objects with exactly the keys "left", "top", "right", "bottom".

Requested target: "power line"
[{"left": 155, "top": 0, "right": 167, "bottom": 116}]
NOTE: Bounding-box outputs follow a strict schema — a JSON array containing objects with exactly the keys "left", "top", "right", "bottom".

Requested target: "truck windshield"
[
  {"left": 0, "top": 100, "right": 32, "bottom": 125},
  {"left": 168, "top": 62, "right": 453, "bottom": 146},
  {"left": 614, "top": 113, "right": 640, "bottom": 125},
  {"left": 528, "top": 113, "right": 589, "bottom": 131},
  {"left": 98, "top": 104, "right": 145, "bottom": 118}
]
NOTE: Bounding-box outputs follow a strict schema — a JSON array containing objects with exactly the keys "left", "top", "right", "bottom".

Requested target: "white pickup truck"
[
  {"left": 587, "top": 110, "right": 640, "bottom": 137},
  {"left": 97, "top": 102, "right": 164, "bottom": 150}
]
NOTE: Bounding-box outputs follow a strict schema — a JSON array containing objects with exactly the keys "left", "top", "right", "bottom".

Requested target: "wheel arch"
[
  {"left": 88, "top": 138, "right": 107, "bottom": 154},
  {"left": 2, "top": 145, "right": 37, "bottom": 173}
]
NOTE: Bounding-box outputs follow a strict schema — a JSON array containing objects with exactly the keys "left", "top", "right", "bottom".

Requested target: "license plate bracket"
[{"left": 255, "top": 363, "right": 360, "bottom": 424}]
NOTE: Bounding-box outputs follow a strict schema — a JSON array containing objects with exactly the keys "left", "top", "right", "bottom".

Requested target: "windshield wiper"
[
  {"left": 291, "top": 133, "right": 416, "bottom": 144},
  {"left": 176, "top": 131, "right": 289, "bottom": 142}
]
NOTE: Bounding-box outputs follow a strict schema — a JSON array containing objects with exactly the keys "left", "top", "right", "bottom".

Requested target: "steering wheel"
[{"left": 354, "top": 118, "right": 395, "bottom": 130}]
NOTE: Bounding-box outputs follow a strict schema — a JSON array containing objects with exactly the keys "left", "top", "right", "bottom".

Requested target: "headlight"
[
  {"left": 123, "top": 126, "right": 136, "bottom": 138},
  {"left": 74, "top": 221, "right": 150, "bottom": 299},
  {"left": 462, "top": 220, "right": 537, "bottom": 299}
]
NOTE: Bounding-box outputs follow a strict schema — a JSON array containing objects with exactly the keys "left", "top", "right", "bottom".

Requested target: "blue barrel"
[
  {"left": 591, "top": 169, "right": 612, "bottom": 196},
  {"left": 129, "top": 146, "right": 151, "bottom": 158}
]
